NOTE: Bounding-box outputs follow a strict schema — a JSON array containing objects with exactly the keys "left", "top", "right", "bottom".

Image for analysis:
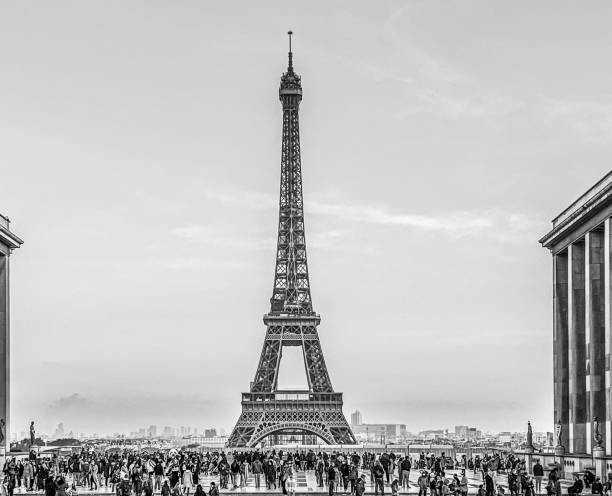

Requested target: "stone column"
[
  {"left": 554, "top": 251, "right": 570, "bottom": 450},
  {"left": 606, "top": 219, "right": 612, "bottom": 455},
  {"left": 0, "top": 253, "right": 8, "bottom": 456},
  {"left": 587, "top": 231, "right": 606, "bottom": 454},
  {"left": 525, "top": 446, "right": 534, "bottom": 474},
  {"left": 593, "top": 445, "right": 606, "bottom": 479},
  {"left": 569, "top": 241, "right": 587, "bottom": 453}
]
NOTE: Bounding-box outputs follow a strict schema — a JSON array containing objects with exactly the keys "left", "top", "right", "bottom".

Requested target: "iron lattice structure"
[{"left": 227, "top": 35, "right": 356, "bottom": 448}]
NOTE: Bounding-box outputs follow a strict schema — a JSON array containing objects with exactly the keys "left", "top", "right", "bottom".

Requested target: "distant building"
[
  {"left": 147, "top": 425, "right": 157, "bottom": 438},
  {"left": 499, "top": 431, "right": 512, "bottom": 444},
  {"left": 454, "top": 426, "right": 468, "bottom": 438},
  {"left": 163, "top": 426, "right": 172, "bottom": 437},
  {"left": 419, "top": 429, "right": 447, "bottom": 438},
  {"left": 466, "top": 427, "right": 480, "bottom": 440},
  {"left": 353, "top": 423, "right": 406, "bottom": 443},
  {"left": 53, "top": 423, "right": 65, "bottom": 439},
  {"left": 351, "top": 410, "right": 363, "bottom": 427},
  {"left": 204, "top": 428, "right": 217, "bottom": 438}
]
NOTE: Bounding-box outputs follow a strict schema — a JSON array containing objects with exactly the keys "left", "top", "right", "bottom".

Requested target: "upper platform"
[
  {"left": 540, "top": 170, "right": 612, "bottom": 254},
  {"left": 0, "top": 214, "right": 24, "bottom": 252}
]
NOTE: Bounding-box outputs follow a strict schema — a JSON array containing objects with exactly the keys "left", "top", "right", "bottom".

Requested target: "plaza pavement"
[{"left": 11, "top": 468, "right": 569, "bottom": 496}]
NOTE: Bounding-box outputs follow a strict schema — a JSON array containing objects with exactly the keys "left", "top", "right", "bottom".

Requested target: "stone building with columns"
[
  {"left": 0, "top": 214, "right": 23, "bottom": 454},
  {"left": 540, "top": 170, "right": 612, "bottom": 455}
]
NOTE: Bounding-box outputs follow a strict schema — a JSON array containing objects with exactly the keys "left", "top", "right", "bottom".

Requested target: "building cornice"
[
  {"left": 0, "top": 224, "right": 24, "bottom": 251},
  {"left": 539, "top": 171, "right": 612, "bottom": 250}
]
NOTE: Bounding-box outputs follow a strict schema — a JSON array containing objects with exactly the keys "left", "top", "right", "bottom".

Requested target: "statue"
[
  {"left": 527, "top": 421, "right": 534, "bottom": 449},
  {"left": 29, "top": 421, "right": 35, "bottom": 446},
  {"left": 593, "top": 416, "right": 604, "bottom": 448},
  {"left": 555, "top": 419, "right": 563, "bottom": 448},
  {"left": 0, "top": 418, "right": 5, "bottom": 445}
]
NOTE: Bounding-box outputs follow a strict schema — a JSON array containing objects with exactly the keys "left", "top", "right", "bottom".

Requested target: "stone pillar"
[
  {"left": 606, "top": 219, "right": 612, "bottom": 455},
  {"left": 0, "top": 253, "right": 8, "bottom": 457},
  {"left": 593, "top": 445, "right": 606, "bottom": 479},
  {"left": 525, "top": 446, "right": 534, "bottom": 474},
  {"left": 554, "top": 445, "right": 566, "bottom": 479},
  {"left": 554, "top": 251, "right": 570, "bottom": 450},
  {"left": 569, "top": 241, "right": 587, "bottom": 453},
  {"left": 587, "top": 231, "right": 607, "bottom": 454}
]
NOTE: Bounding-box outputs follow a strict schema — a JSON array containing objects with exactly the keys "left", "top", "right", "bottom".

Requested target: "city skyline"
[{"left": 5, "top": 1, "right": 612, "bottom": 436}]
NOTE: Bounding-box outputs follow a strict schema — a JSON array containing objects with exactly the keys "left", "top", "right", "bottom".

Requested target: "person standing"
[
  {"left": 356, "top": 475, "right": 366, "bottom": 496},
  {"left": 485, "top": 473, "right": 494, "bottom": 496},
  {"left": 417, "top": 471, "right": 428, "bottom": 496},
  {"left": 340, "top": 460, "right": 350, "bottom": 493},
  {"left": 286, "top": 470, "right": 296, "bottom": 496},
  {"left": 373, "top": 461, "right": 385, "bottom": 496},
  {"left": 349, "top": 463, "right": 359, "bottom": 495},
  {"left": 230, "top": 459, "right": 240, "bottom": 490},
  {"left": 532, "top": 461, "right": 544, "bottom": 495},
  {"left": 328, "top": 464, "right": 337, "bottom": 496},
  {"left": 316, "top": 457, "right": 325, "bottom": 488},
  {"left": 183, "top": 465, "right": 193, "bottom": 495},
  {"left": 400, "top": 457, "right": 411, "bottom": 492},
  {"left": 265, "top": 459, "right": 276, "bottom": 490},
  {"left": 252, "top": 457, "right": 263, "bottom": 489}
]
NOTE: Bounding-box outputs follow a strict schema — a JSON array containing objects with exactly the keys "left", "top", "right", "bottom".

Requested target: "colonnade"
[{"left": 554, "top": 219, "right": 611, "bottom": 454}]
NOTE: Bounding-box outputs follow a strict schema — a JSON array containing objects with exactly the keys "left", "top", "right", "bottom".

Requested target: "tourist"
[
  {"left": 328, "top": 462, "right": 337, "bottom": 496},
  {"left": 265, "top": 458, "right": 276, "bottom": 490},
  {"left": 209, "top": 482, "right": 218, "bottom": 496},
  {"left": 193, "top": 484, "right": 205, "bottom": 496},
  {"left": 55, "top": 477, "right": 68, "bottom": 496},
  {"left": 585, "top": 470, "right": 596, "bottom": 489},
  {"left": 252, "top": 456, "right": 263, "bottom": 489},
  {"left": 373, "top": 461, "right": 385, "bottom": 496},
  {"left": 568, "top": 475, "right": 584, "bottom": 496},
  {"left": 418, "top": 471, "right": 429, "bottom": 496},
  {"left": 161, "top": 480, "right": 171, "bottom": 496},
  {"left": 593, "top": 477, "right": 604, "bottom": 495},
  {"left": 400, "top": 456, "right": 411, "bottom": 491},
  {"left": 460, "top": 470, "right": 468, "bottom": 496},
  {"left": 340, "top": 460, "right": 350, "bottom": 493},
  {"left": 349, "top": 462, "right": 359, "bottom": 495},
  {"left": 230, "top": 458, "right": 240, "bottom": 489},
  {"left": 143, "top": 474, "right": 153, "bottom": 496},
  {"left": 356, "top": 475, "right": 366, "bottom": 496},
  {"left": 316, "top": 457, "right": 325, "bottom": 487},
  {"left": 484, "top": 472, "right": 494, "bottom": 496},
  {"left": 532, "top": 460, "right": 544, "bottom": 494},
  {"left": 183, "top": 465, "right": 193, "bottom": 495},
  {"left": 240, "top": 458, "right": 249, "bottom": 488},
  {"left": 286, "top": 469, "right": 296, "bottom": 496},
  {"left": 391, "top": 479, "right": 399, "bottom": 496},
  {"left": 380, "top": 453, "right": 391, "bottom": 484}
]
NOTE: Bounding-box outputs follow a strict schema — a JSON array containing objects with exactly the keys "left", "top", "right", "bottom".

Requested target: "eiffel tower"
[{"left": 227, "top": 33, "right": 356, "bottom": 448}]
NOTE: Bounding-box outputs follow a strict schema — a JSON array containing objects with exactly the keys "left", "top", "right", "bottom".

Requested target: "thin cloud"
[
  {"left": 171, "top": 224, "right": 272, "bottom": 251},
  {"left": 147, "top": 257, "right": 248, "bottom": 271},
  {"left": 203, "top": 188, "right": 541, "bottom": 240},
  {"left": 541, "top": 98, "right": 612, "bottom": 144}
]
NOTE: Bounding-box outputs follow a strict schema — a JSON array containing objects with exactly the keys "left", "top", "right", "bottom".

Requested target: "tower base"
[{"left": 227, "top": 391, "right": 356, "bottom": 448}]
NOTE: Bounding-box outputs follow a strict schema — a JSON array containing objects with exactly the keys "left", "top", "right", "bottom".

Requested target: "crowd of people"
[{"left": 0, "top": 448, "right": 608, "bottom": 496}]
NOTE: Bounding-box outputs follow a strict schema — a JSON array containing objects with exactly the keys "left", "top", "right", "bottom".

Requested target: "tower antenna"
[{"left": 288, "top": 30, "right": 293, "bottom": 71}]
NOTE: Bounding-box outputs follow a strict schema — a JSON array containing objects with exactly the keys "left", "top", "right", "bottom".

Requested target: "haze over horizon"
[{"left": 4, "top": 0, "right": 612, "bottom": 438}]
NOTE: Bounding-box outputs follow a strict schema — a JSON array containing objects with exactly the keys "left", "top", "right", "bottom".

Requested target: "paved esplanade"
[
  {"left": 11, "top": 467, "right": 552, "bottom": 495},
  {"left": 0, "top": 214, "right": 23, "bottom": 457}
]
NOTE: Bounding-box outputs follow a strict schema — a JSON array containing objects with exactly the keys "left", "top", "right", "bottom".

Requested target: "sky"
[{"left": 2, "top": 0, "right": 612, "bottom": 438}]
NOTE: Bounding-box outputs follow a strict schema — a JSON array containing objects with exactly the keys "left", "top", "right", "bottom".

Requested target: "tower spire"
[{"left": 287, "top": 30, "right": 293, "bottom": 72}]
